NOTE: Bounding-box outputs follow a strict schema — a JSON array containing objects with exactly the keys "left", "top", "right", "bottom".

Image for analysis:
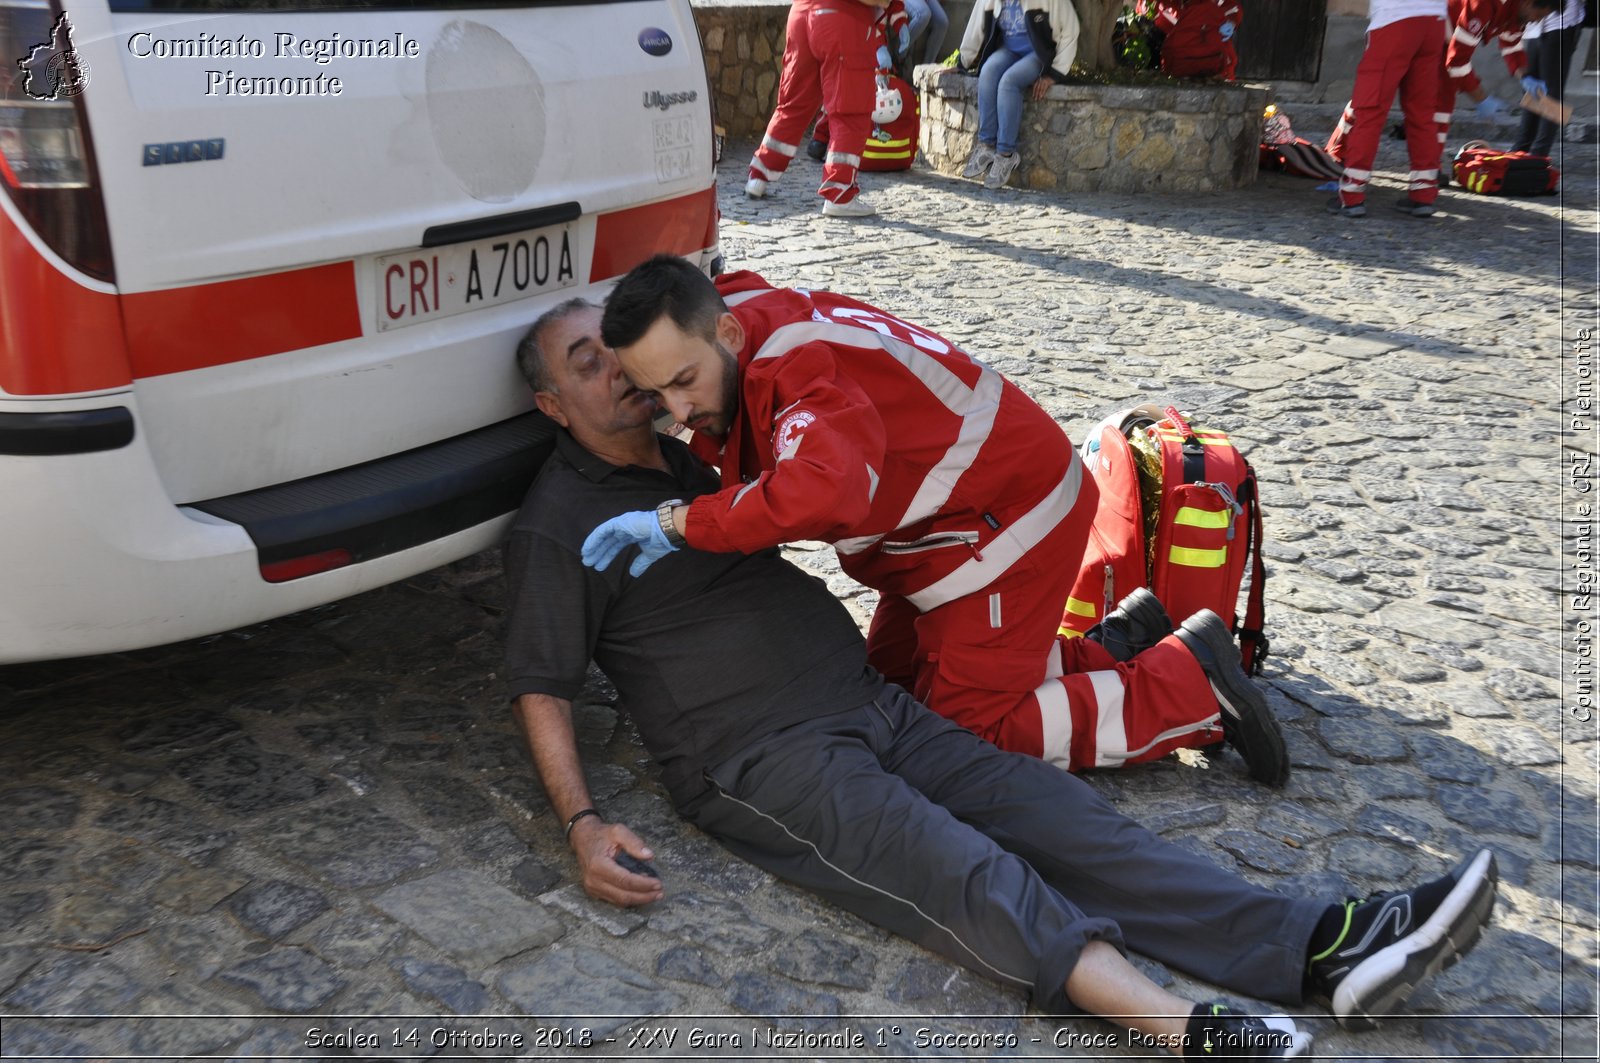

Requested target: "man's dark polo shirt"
[{"left": 504, "top": 428, "right": 884, "bottom": 805}]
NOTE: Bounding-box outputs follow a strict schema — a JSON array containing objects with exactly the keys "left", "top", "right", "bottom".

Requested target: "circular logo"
[
  {"left": 774, "top": 410, "right": 815, "bottom": 456},
  {"left": 46, "top": 50, "right": 90, "bottom": 98},
  {"left": 638, "top": 28, "right": 672, "bottom": 57}
]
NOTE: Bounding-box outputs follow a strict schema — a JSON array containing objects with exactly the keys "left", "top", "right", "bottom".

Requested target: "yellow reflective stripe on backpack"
[
  {"left": 1155, "top": 429, "right": 1231, "bottom": 445},
  {"left": 1174, "top": 506, "right": 1232, "bottom": 529},
  {"left": 1169, "top": 545, "right": 1228, "bottom": 568},
  {"left": 1064, "top": 596, "right": 1099, "bottom": 618}
]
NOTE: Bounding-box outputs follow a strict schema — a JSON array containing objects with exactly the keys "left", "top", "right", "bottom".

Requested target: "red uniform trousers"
[
  {"left": 1327, "top": 15, "right": 1449, "bottom": 208},
  {"left": 865, "top": 475, "right": 1226, "bottom": 774},
  {"left": 749, "top": 0, "right": 883, "bottom": 204}
]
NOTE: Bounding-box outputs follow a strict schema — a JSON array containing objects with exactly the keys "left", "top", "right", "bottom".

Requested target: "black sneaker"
[
  {"left": 1086, "top": 587, "right": 1173, "bottom": 661},
  {"left": 1308, "top": 848, "right": 1498, "bottom": 1031},
  {"left": 1325, "top": 195, "right": 1366, "bottom": 218},
  {"left": 1174, "top": 610, "right": 1288, "bottom": 787},
  {"left": 1393, "top": 196, "right": 1438, "bottom": 218},
  {"left": 1182, "top": 1003, "right": 1310, "bottom": 1059}
]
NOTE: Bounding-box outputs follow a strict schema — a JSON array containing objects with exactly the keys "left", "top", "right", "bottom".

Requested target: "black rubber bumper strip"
[
  {"left": 0, "top": 407, "right": 135, "bottom": 456},
  {"left": 189, "top": 410, "right": 557, "bottom": 570}
]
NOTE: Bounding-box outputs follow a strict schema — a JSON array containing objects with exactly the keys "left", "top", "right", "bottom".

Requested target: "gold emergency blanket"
[{"left": 1129, "top": 427, "right": 1165, "bottom": 575}]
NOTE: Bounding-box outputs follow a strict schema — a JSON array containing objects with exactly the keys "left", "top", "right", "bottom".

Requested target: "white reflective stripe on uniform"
[
  {"left": 778, "top": 434, "right": 804, "bottom": 463},
  {"left": 819, "top": 181, "right": 855, "bottom": 193},
  {"left": 1452, "top": 25, "right": 1481, "bottom": 46},
  {"left": 1045, "top": 640, "right": 1064, "bottom": 680},
  {"left": 762, "top": 135, "right": 799, "bottom": 157},
  {"left": 1340, "top": 179, "right": 1368, "bottom": 192},
  {"left": 1433, "top": 112, "right": 1453, "bottom": 122},
  {"left": 989, "top": 592, "right": 1002, "bottom": 629},
  {"left": 1408, "top": 169, "right": 1438, "bottom": 179},
  {"left": 1343, "top": 166, "right": 1372, "bottom": 180},
  {"left": 750, "top": 158, "right": 784, "bottom": 180},
  {"left": 730, "top": 477, "right": 762, "bottom": 508},
  {"left": 751, "top": 320, "right": 1008, "bottom": 536},
  {"left": 1086, "top": 671, "right": 1128, "bottom": 768},
  {"left": 1447, "top": 61, "right": 1473, "bottom": 75},
  {"left": 724, "top": 287, "right": 777, "bottom": 307},
  {"left": 1035, "top": 678, "right": 1073, "bottom": 768},
  {"left": 866, "top": 463, "right": 880, "bottom": 503},
  {"left": 826, "top": 151, "right": 863, "bottom": 167},
  {"left": 905, "top": 460, "right": 1082, "bottom": 612}
]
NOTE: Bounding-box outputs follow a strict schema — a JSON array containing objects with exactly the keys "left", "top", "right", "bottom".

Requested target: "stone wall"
[
  {"left": 915, "top": 66, "right": 1273, "bottom": 194},
  {"left": 690, "top": 0, "right": 789, "bottom": 139}
]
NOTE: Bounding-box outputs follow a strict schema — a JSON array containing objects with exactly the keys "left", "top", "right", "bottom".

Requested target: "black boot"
[{"left": 1084, "top": 587, "right": 1172, "bottom": 662}]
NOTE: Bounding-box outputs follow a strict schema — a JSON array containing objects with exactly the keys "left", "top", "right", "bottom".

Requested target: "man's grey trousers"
[{"left": 686, "top": 684, "right": 1326, "bottom": 1014}]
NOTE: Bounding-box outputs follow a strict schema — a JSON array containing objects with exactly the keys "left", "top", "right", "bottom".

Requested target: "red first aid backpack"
[
  {"left": 1451, "top": 143, "right": 1559, "bottom": 196},
  {"left": 1061, "top": 404, "right": 1268, "bottom": 674}
]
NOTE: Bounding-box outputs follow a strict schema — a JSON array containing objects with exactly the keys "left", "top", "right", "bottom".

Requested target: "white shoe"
[
  {"left": 821, "top": 194, "right": 876, "bottom": 218},
  {"left": 984, "top": 151, "right": 1021, "bottom": 188},
  {"left": 960, "top": 142, "right": 996, "bottom": 179},
  {"left": 745, "top": 177, "right": 769, "bottom": 199}
]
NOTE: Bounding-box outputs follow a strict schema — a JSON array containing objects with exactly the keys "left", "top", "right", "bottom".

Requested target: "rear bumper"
[{"left": 0, "top": 403, "right": 548, "bottom": 664}]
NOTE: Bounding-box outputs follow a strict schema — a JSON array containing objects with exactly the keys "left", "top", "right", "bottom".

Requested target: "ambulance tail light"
[{"left": 0, "top": 0, "right": 114, "bottom": 282}]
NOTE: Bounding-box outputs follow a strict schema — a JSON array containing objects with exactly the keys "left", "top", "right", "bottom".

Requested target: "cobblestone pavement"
[{"left": 3, "top": 130, "right": 1599, "bottom": 1063}]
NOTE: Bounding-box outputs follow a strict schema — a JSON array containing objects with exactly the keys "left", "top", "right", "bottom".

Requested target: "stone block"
[
  {"left": 499, "top": 947, "right": 681, "bottom": 1038},
  {"left": 1127, "top": 134, "right": 1176, "bottom": 173},
  {"left": 374, "top": 868, "right": 563, "bottom": 968},
  {"left": 736, "top": 30, "right": 750, "bottom": 62},
  {"left": 703, "top": 26, "right": 724, "bottom": 52}
]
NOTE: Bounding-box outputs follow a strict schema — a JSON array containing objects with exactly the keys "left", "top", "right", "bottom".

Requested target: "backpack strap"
[
  {"left": 1163, "top": 404, "right": 1207, "bottom": 485},
  {"left": 1236, "top": 462, "right": 1270, "bottom": 675}
]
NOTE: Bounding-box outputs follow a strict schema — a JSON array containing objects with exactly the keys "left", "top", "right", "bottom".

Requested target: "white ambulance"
[{"left": 0, "top": 0, "right": 721, "bottom": 662}]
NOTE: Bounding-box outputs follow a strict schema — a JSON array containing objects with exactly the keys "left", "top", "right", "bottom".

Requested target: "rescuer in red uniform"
[
  {"left": 745, "top": 0, "right": 908, "bottom": 218},
  {"left": 582, "top": 255, "right": 1290, "bottom": 786}
]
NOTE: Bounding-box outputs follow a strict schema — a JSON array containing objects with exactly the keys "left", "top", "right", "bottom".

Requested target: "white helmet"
[{"left": 872, "top": 82, "right": 903, "bottom": 125}]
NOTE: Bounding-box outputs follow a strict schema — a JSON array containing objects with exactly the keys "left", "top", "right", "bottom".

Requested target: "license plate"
[{"left": 376, "top": 222, "right": 579, "bottom": 331}]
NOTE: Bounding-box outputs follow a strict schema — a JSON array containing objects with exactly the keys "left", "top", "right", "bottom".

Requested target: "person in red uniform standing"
[
  {"left": 1148, "top": 0, "right": 1242, "bottom": 80},
  {"left": 1436, "top": 0, "right": 1558, "bottom": 151},
  {"left": 745, "top": 0, "right": 908, "bottom": 218},
  {"left": 1324, "top": 0, "right": 1451, "bottom": 219},
  {"left": 582, "top": 254, "right": 1290, "bottom": 786}
]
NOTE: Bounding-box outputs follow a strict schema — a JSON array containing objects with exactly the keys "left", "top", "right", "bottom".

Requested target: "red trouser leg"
[
  {"left": 808, "top": 5, "right": 883, "bottom": 203},
  {"left": 1436, "top": 69, "right": 1459, "bottom": 169},
  {"left": 749, "top": 1, "right": 825, "bottom": 187},
  {"left": 1399, "top": 16, "right": 1447, "bottom": 204},
  {"left": 864, "top": 490, "right": 1223, "bottom": 774},
  {"left": 1336, "top": 18, "right": 1429, "bottom": 208}
]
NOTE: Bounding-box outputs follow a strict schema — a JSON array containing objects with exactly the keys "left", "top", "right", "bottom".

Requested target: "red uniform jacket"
[
  {"left": 1446, "top": 0, "right": 1529, "bottom": 91},
  {"left": 1153, "top": 0, "right": 1242, "bottom": 80},
  {"left": 682, "top": 271, "right": 1084, "bottom": 611}
]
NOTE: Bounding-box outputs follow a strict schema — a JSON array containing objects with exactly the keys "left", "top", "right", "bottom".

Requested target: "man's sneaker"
[
  {"left": 961, "top": 142, "right": 996, "bottom": 179},
  {"left": 1308, "top": 848, "right": 1499, "bottom": 1031},
  {"left": 1325, "top": 195, "right": 1366, "bottom": 218},
  {"left": 1086, "top": 587, "right": 1173, "bottom": 662},
  {"left": 1393, "top": 196, "right": 1437, "bottom": 217},
  {"left": 805, "top": 139, "right": 826, "bottom": 161},
  {"left": 745, "top": 177, "right": 769, "bottom": 199},
  {"left": 1174, "top": 610, "right": 1288, "bottom": 787},
  {"left": 984, "top": 150, "right": 1021, "bottom": 188},
  {"left": 1182, "top": 1003, "right": 1311, "bottom": 1059},
  {"left": 822, "top": 194, "right": 876, "bottom": 218}
]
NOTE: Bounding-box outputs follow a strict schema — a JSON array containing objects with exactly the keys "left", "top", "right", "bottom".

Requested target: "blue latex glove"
[
  {"left": 876, "top": 44, "right": 892, "bottom": 69},
  {"left": 1475, "top": 94, "right": 1505, "bottom": 117},
  {"left": 581, "top": 510, "right": 677, "bottom": 577},
  {"left": 1520, "top": 75, "right": 1548, "bottom": 97},
  {"left": 1219, "top": 20, "right": 1236, "bottom": 41},
  {"left": 897, "top": 24, "right": 911, "bottom": 57}
]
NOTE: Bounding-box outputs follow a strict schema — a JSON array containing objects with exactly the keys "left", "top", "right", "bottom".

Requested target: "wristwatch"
[{"left": 656, "top": 499, "right": 687, "bottom": 548}]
